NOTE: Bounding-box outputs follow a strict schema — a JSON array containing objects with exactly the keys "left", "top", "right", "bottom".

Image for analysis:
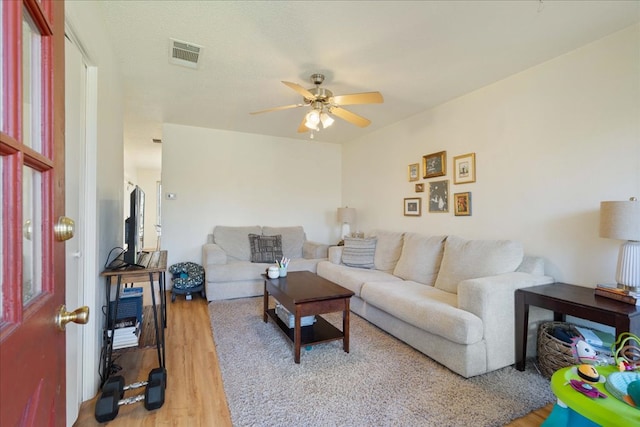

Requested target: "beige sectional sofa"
[
  {"left": 202, "top": 226, "right": 329, "bottom": 301},
  {"left": 316, "top": 231, "right": 554, "bottom": 378}
]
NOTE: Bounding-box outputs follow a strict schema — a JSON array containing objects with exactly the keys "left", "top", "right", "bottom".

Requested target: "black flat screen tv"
[{"left": 124, "top": 185, "right": 145, "bottom": 265}]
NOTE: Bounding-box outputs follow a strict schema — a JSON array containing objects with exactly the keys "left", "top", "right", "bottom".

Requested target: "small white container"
[{"left": 267, "top": 266, "right": 280, "bottom": 279}]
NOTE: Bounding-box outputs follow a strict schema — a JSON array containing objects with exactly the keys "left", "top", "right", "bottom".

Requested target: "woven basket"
[{"left": 537, "top": 321, "right": 579, "bottom": 378}]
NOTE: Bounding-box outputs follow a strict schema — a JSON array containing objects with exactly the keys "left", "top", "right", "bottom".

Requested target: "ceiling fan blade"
[
  {"left": 330, "top": 107, "right": 371, "bottom": 128},
  {"left": 331, "top": 91, "right": 384, "bottom": 106},
  {"left": 282, "top": 81, "right": 316, "bottom": 100},
  {"left": 297, "top": 116, "right": 310, "bottom": 133},
  {"left": 250, "top": 104, "right": 304, "bottom": 115}
]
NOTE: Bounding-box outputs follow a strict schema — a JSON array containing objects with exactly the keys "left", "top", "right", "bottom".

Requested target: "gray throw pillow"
[
  {"left": 248, "top": 234, "right": 283, "bottom": 263},
  {"left": 341, "top": 237, "right": 377, "bottom": 269}
]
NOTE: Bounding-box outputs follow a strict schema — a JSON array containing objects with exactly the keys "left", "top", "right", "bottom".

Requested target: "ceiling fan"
[{"left": 250, "top": 73, "right": 383, "bottom": 134}]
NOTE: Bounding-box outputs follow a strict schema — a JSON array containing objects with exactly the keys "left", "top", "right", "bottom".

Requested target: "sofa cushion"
[
  {"left": 516, "top": 256, "right": 545, "bottom": 275},
  {"left": 434, "top": 236, "right": 524, "bottom": 294},
  {"left": 302, "top": 241, "right": 329, "bottom": 259},
  {"left": 371, "top": 230, "right": 404, "bottom": 273},
  {"left": 248, "top": 233, "right": 283, "bottom": 263},
  {"left": 286, "top": 257, "right": 322, "bottom": 274},
  {"left": 393, "top": 233, "right": 446, "bottom": 285},
  {"left": 263, "top": 226, "right": 305, "bottom": 259},
  {"left": 317, "top": 261, "right": 400, "bottom": 296},
  {"left": 341, "top": 237, "right": 377, "bottom": 269},
  {"left": 213, "top": 225, "right": 262, "bottom": 261},
  {"left": 361, "top": 280, "right": 484, "bottom": 345},
  {"left": 205, "top": 258, "right": 323, "bottom": 284},
  {"left": 205, "top": 260, "right": 271, "bottom": 282}
]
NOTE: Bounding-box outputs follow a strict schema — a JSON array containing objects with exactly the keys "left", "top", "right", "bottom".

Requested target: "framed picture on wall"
[
  {"left": 454, "top": 192, "right": 472, "bottom": 216},
  {"left": 404, "top": 198, "right": 422, "bottom": 216},
  {"left": 408, "top": 163, "right": 420, "bottom": 182},
  {"left": 428, "top": 180, "right": 449, "bottom": 213},
  {"left": 453, "top": 153, "right": 476, "bottom": 184},
  {"left": 415, "top": 183, "right": 424, "bottom": 193},
  {"left": 423, "top": 151, "right": 446, "bottom": 178}
]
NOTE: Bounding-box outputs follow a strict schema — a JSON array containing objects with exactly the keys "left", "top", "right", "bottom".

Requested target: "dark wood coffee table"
[{"left": 263, "top": 271, "right": 355, "bottom": 363}]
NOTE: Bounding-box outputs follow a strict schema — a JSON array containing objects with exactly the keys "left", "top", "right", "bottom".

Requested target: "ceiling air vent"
[{"left": 169, "top": 38, "right": 202, "bottom": 69}]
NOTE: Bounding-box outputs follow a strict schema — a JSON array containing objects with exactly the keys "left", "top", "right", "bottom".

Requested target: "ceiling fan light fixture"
[
  {"left": 251, "top": 73, "right": 383, "bottom": 134},
  {"left": 320, "top": 112, "right": 334, "bottom": 128},
  {"left": 304, "top": 110, "right": 320, "bottom": 130}
]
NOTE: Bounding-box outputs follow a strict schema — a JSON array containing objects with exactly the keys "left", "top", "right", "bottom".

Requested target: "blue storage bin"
[{"left": 109, "top": 294, "right": 143, "bottom": 324}]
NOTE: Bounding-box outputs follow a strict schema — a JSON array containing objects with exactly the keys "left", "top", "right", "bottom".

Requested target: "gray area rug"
[{"left": 208, "top": 297, "right": 554, "bottom": 427}]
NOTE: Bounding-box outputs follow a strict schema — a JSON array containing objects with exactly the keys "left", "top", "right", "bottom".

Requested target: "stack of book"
[
  {"left": 594, "top": 284, "right": 640, "bottom": 306},
  {"left": 121, "top": 286, "right": 144, "bottom": 301},
  {"left": 108, "top": 316, "right": 140, "bottom": 350},
  {"left": 108, "top": 287, "right": 144, "bottom": 350},
  {"left": 574, "top": 326, "right": 615, "bottom": 355}
]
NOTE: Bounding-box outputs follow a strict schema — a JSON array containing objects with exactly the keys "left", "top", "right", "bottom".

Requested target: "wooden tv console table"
[{"left": 99, "top": 250, "right": 168, "bottom": 386}]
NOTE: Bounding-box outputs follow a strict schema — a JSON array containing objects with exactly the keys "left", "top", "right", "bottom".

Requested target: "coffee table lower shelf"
[{"left": 265, "top": 308, "right": 344, "bottom": 347}]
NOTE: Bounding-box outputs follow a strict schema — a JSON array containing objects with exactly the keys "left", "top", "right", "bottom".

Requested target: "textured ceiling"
[{"left": 96, "top": 1, "right": 639, "bottom": 169}]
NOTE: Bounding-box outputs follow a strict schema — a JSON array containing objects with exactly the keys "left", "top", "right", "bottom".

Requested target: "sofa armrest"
[
  {"left": 327, "top": 246, "right": 344, "bottom": 264},
  {"left": 202, "top": 243, "right": 227, "bottom": 266},
  {"left": 302, "top": 241, "right": 329, "bottom": 259},
  {"left": 457, "top": 272, "right": 554, "bottom": 369},
  {"left": 458, "top": 272, "right": 554, "bottom": 315}
]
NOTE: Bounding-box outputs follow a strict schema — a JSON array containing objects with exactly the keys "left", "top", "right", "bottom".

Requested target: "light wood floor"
[
  {"left": 74, "top": 294, "right": 551, "bottom": 426},
  {"left": 74, "top": 294, "right": 232, "bottom": 426}
]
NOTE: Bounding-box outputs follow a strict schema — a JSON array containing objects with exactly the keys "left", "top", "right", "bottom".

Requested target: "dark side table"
[{"left": 515, "top": 283, "right": 640, "bottom": 371}]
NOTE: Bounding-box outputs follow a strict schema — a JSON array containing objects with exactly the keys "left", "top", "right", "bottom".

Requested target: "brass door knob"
[
  {"left": 55, "top": 305, "right": 89, "bottom": 331},
  {"left": 54, "top": 216, "right": 75, "bottom": 241}
]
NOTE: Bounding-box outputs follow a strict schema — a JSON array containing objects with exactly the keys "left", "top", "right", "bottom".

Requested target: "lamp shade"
[
  {"left": 599, "top": 199, "right": 640, "bottom": 241},
  {"left": 337, "top": 207, "right": 356, "bottom": 224},
  {"left": 304, "top": 110, "right": 320, "bottom": 130},
  {"left": 600, "top": 197, "right": 640, "bottom": 288},
  {"left": 320, "top": 112, "right": 334, "bottom": 128}
]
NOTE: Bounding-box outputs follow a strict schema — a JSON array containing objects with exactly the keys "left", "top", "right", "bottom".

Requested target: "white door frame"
[
  {"left": 81, "top": 60, "right": 99, "bottom": 403},
  {"left": 64, "top": 20, "right": 99, "bottom": 425},
  {"left": 64, "top": 34, "right": 85, "bottom": 424}
]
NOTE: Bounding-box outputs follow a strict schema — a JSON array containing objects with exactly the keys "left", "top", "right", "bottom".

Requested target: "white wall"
[
  {"left": 123, "top": 146, "right": 138, "bottom": 185},
  {"left": 123, "top": 154, "right": 161, "bottom": 250},
  {"left": 65, "top": 0, "right": 125, "bottom": 408},
  {"left": 161, "top": 124, "right": 342, "bottom": 268},
  {"left": 343, "top": 24, "right": 640, "bottom": 287},
  {"left": 137, "top": 168, "right": 161, "bottom": 250}
]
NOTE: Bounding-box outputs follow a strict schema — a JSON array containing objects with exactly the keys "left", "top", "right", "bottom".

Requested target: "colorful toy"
[
  {"left": 605, "top": 371, "right": 640, "bottom": 407},
  {"left": 569, "top": 379, "right": 607, "bottom": 399},
  {"left": 612, "top": 332, "right": 640, "bottom": 372},
  {"left": 627, "top": 380, "right": 640, "bottom": 406},
  {"left": 577, "top": 364, "right": 601, "bottom": 383},
  {"left": 571, "top": 337, "right": 599, "bottom": 364},
  {"left": 570, "top": 337, "right": 613, "bottom": 365}
]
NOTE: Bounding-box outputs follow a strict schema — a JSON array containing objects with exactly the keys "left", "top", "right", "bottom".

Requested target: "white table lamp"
[
  {"left": 599, "top": 197, "right": 640, "bottom": 289},
  {"left": 337, "top": 207, "right": 356, "bottom": 239}
]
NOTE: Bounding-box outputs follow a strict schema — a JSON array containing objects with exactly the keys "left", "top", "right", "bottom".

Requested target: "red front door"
[{"left": 0, "top": 1, "right": 67, "bottom": 425}]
